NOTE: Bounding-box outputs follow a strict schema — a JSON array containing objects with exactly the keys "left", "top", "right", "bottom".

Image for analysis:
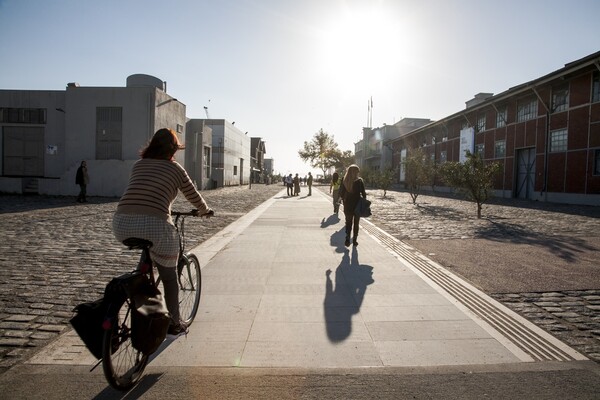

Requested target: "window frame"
[
  {"left": 496, "top": 107, "right": 507, "bottom": 128},
  {"left": 551, "top": 85, "right": 569, "bottom": 113},
  {"left": 517, "top": 97, "right": 538, "bottom": 122},
  {"left": 593, "top": 71, "right": 600, "bottom": 103},
  {"left": 494, "top": 140, "right": 506, "bottom": 158},
  {"left": 549, "top": 129, "right": 568, "bottom": 153},
  {"left": 476, "top": 113, "right": 486, "bottom": 133},
  {"left": 475, "top": 143, "right": 485, "bottom": 158}
]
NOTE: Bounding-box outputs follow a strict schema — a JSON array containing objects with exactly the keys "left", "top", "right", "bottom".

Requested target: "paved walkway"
[{"left": 28, "top": 188, "right": 586, "bottom": 369}]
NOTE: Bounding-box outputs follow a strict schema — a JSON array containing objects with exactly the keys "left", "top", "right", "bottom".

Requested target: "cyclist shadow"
[
  {"left": 93, "top": 336, "right": 184, "bottom": 398},
  {"left": 324, "top": 247, "right": 374, "bottom": 343}
]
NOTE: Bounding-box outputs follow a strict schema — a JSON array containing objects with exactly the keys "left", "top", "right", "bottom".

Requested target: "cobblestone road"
[{"left": 0, "top": 184, "right": 598, "bottom": 372}]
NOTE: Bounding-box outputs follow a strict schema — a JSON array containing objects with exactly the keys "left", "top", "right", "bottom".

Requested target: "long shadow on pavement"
[{"left": 324, "top": 248, "right": 374, "bottom": 343}]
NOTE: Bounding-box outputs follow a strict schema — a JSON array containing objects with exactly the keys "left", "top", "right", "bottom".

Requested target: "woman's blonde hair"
[{"left": 342, "top": 164, "right": 360, "bottom": 192}]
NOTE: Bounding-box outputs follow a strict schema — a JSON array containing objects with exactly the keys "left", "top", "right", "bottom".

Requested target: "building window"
[
  {"left": 177, "top": 124, "right": 184, "bottom": 133},
  {"left": 476, "top": 114, "right": 486, "bottom": 133},
  {"left": 475, "top": 143, "right": 485, "bottom": 158},
  {"left": 496, "top": 108, "right": 507, "bottom": 128},
  {"left": 233, "top": 165, "right": 238, "bottom": 175},
  {"left": 593, "top": 72, "right": 600, "bottom": 103},
  {"left": 551, "top": 85, "right": 569, "bottom": 113},
  {"left": 203, "top": 146, "right": 211, "bottom": 178},
  {"left": 96, "top": 107, "right": 123, "bottom": 160},
  {"left": 440, "top": 150, "right": 447, "bottom": 163},
  {"left": 0, "top": 108, "right": 47, "bottom": 124},
  {"left": 517, "top": 98, "right": 538, "bottom": 122},
  {"left": 594, "top": 149, "right": 600, "bottom": 175},
  {"left": 549, "top": 129, "right": 568, "bottom": 152},
  {"left": 494, "top": 140, "right": 506, "bottom": 158}
]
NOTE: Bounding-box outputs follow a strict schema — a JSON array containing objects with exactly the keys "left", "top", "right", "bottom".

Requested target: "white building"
[
  {"left": 0, "top": 74, "right": 186, "bottom": 196},
  {"left": 194, "top": 119, "right": 251, "bottom": 187}
]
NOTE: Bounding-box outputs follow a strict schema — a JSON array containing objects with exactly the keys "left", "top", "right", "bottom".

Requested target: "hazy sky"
[{"left": 1, "top": 0, "right": 599, "bottom": 175}]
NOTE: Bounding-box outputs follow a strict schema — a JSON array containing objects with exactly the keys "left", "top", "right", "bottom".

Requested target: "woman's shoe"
[
  {"left": 344, "top": 236, "right": 350, "bottom": 247},
  {"left": 353, "top": 237, "right": 358, "bottom": 246}
]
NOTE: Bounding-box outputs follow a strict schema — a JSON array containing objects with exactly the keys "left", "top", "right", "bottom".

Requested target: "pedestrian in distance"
[
  {"left": 339, "top": 164, "right": 366, "bottom": 247},
  {"left": 75, "top": 160, "right": 89, "bottom": 203},
  {"left": 112, "top": 128, "right": 214, "bottom": 336},
  {"left": 307, "top": 171, "right": 313, "bottom": 196},
  {"left": 329, "top": 171, "right": 341, "bottom": 214},
  {"left": 293, "top": 173, "right": 300, "bottom": 196},
  {"left": 285, "top": 173, "right": 293, "bottom": 196}
]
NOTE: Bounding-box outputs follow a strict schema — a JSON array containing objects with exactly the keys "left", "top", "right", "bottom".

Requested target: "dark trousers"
[
  {"left": 156, "top": 263, "right": 180, "bottom": 324},
  {"left": 77, "top": 184, "right": 87, "bottom": 202},
  {"left": 344, "top": 212, "right": 360, "bottom": 238}
]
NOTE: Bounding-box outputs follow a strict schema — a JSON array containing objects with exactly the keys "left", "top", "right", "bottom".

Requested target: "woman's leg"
[
  {"left": 156, "top": 263, "right": 180, "bottom": 323},
  {"left": 352, "top": 216, "right": 361, "bottom": 245},
  {"left": 344, "top": 212, "right": 353, "bottom": 246}
]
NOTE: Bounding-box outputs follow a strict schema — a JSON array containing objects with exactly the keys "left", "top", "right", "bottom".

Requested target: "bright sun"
[{"left": 317, "top": 5, "right": 409, "bottom": 90}]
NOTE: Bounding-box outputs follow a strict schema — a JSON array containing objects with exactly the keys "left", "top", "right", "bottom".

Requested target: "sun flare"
[{"left": 318, "top": 5, "right": 410, "bottom": 90}]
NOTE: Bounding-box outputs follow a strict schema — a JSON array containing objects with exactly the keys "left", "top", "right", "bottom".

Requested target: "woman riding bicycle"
[{"left": 112, "top": 128, "right": 213, "bottom": 336}]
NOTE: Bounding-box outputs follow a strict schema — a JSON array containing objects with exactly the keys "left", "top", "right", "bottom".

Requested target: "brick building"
[{"left": 389, "top": 51, "right": 600, "bottom": 206}]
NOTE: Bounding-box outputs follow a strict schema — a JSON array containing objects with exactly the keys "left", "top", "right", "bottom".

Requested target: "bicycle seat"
[{"left": 122, "top": 238, "right": 153, "bottom": 249}]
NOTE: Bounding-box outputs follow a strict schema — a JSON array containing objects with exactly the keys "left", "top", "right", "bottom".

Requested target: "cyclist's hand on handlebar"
[{"left": 201, "top": 209, "right": 214, "bottom": 218}]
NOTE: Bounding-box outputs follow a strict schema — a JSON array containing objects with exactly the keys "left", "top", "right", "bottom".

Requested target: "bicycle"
[{"left": 101, "top": 209, "right": 211, "bottom": 391}]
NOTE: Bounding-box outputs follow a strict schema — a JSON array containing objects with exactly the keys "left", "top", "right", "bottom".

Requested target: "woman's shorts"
[{"left": 113, "top": 213, "right": 179, "bottom": 268}]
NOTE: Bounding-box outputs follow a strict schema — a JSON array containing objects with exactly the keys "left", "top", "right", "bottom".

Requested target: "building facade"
[
  {"left": 389, "top": 51, "right": 600, "bottom": 206},
  {"left": 250, "top": 137, "right": 266, "bottom": 183},
  {"left": 0, "top": 74, "right": 185, "bottom": 196},
  {"left": 197, "top": 119, "right": 251, "bottom": 187},
  {"left": 185, "top": 119, "right": 213, "bottom": 190},
  {"left": 355, "top": 118, "right": 432, "bottom": 172}
]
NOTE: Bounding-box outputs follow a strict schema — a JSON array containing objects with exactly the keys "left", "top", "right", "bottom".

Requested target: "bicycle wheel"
[
  {"left": 102, "top": 299, "right": 149, "bottom": 391},
  {"left": 177, "top": 253, "right": 201, "bottom": 324}
]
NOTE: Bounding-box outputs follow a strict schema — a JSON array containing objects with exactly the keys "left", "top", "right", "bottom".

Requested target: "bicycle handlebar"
[{"left": 171, "top": 209, "right": 214, "bottom": 217}]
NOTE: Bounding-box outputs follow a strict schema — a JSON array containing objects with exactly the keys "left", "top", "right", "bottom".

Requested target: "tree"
[
  {"left": 333, "top": 150, "right": 355, "bottom": 172},
  {"left": 375, "top": 167, "right": 396, "bottom": 198},
  {"left": 439, "top": 151, "right": 502, "bottom": 218},
  {"left": 404, "top": 148, "right": 435, "bottom": 204},
  {"left": 298, "top": 129, "right": 341, "bottom": 177}
]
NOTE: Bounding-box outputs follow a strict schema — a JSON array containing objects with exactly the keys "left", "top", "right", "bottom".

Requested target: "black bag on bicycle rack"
[
  {"left": 69, "top": 272, "right": 132, "bottom": 360},
  {"left": 128, "top": 276, "right": 170, "bottom": 355},
  {"left": 69, "top": 297, "right": 110, "bottom": 360}
]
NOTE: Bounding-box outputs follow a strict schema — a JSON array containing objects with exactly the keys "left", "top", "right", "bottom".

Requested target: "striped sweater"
[{"left": 116, "top": 159, "right": 209, "bottom": 220}]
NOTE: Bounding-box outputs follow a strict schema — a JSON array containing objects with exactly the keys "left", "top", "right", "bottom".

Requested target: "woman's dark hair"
[
  {"left": 332, "top": 172, "right": 339, "bottom": 183},
  {"left": 140, "top": 128, "right": 184, "bottom": 160}
]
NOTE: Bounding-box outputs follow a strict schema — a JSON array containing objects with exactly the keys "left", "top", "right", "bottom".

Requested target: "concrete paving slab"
[{"left": 26, "top": 188, "right": 587, "bottom": 371}]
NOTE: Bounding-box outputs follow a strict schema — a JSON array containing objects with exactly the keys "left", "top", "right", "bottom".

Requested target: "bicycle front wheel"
[
  {"left": 178, "top": 253, "right": 202, "bottom": 325},
  {"left": 102, "top": 300, "right": 149, "bottom": 391}
]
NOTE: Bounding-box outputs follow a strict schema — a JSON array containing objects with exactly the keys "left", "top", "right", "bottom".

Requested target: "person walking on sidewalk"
[
  {"left": 75, "top": 161, "right": 89, "bottom": 203},
  {"left": 293, "top": 173, "right": 301, "bottom": 196},
  {"left": 112, "top": 128, "right": 214, "bottom": 336},
  {"left": 307, "top": 172, "right": 313, "bottom": 196},
  {"left": 339, "top": 164, "right": 366, "bottom": 247},
  {"left": 285, "top": 174, "right": 293, "bottom": 196},
  {"left": 329, "top": 171, "right": 341, "bottom": 214}
]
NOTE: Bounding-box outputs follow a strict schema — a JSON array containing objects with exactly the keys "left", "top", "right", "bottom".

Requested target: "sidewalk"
[{"left": 28, "top": 188, "right": 585, "bottom": 369}]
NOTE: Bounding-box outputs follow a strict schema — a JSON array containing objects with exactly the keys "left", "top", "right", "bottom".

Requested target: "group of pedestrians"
[{"left": 284, "top": 172, "right": 313, "bottom": 196}]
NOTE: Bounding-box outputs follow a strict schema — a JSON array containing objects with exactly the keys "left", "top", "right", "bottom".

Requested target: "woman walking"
[{"left": 339, "top": 165, "right": 366, "bottom": 247}]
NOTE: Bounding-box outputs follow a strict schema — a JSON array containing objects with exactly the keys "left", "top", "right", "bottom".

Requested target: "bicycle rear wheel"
[
  {"left": 177, "top": 253, "right": 201, "bottom": 325},
  {"left": 102, "top": 299, "right": 149, "bottom": 391}
]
